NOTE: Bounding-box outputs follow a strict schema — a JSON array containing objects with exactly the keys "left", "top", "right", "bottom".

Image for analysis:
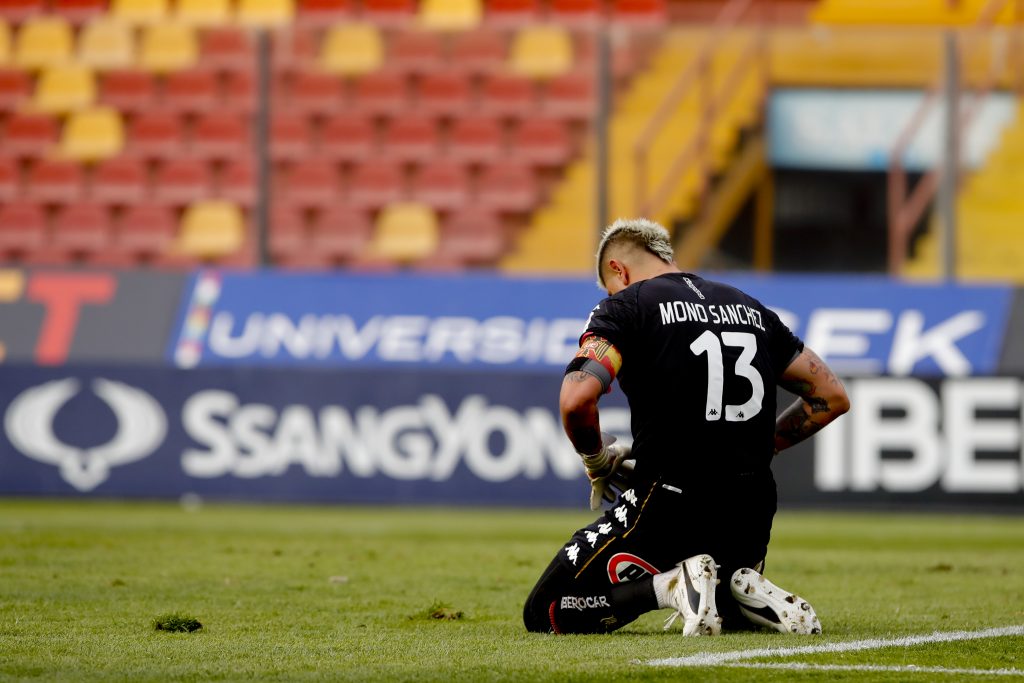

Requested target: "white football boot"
[
  {"left": 663, "top": 554, "right": 723, "bottom": 636},
  {"left": 730, "top": 567, "right": 822, "bottom": 635}
]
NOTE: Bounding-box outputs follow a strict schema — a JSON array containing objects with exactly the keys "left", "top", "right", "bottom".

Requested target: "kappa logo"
[
  {"left": 4, "top": 378, "right": 167, "bottom": 492},
  {"left": 607, "top": 553, "right": 660, "bottom": 584}
]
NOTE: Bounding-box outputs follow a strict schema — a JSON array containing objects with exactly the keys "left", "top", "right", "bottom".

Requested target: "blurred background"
[{"left": 0, "top": 0, "right": 1022, "bottom": 512}]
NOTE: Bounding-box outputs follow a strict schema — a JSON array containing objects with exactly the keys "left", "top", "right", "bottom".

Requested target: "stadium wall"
[{"left": 1, "top": 268, "right": 1022, "bottom": 509}]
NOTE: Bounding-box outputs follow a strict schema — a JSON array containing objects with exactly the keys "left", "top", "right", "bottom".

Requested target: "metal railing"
[
  {"left": 632, "top": 0, "right": 768, "bottom": 220},
  {"left": 886, "top": 0, "right": 1023, "bottom": 276}
]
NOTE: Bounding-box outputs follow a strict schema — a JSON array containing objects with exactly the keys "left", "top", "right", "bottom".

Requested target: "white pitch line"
[
  {"left": 648, "top": 624, "right": 1024, "bottom": 668},
  {"left": 721, "top": 662, "right": 1024, "bottom": 677}
]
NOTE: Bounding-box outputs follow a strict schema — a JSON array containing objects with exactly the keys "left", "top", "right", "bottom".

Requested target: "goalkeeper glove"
[{"left": 579, "top": 432, "right": 632, "bottom": 511}]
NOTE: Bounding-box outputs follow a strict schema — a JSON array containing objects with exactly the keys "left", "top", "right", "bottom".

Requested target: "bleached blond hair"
[{"left": 595, "top": 218, "right": 675, "bottom": 288}]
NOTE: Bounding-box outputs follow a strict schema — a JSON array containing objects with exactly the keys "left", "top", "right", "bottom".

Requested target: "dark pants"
[{"left": 523, "top": 474, "right": 777, "bottom": 634}]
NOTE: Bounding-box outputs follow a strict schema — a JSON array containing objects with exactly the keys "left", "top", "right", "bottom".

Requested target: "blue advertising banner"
[
  {"left": 2, "top": 366, "right": 1022, "bottom": 509},
  {"left": 166, "top": 271, "right": 1013, "bottom": 378},
  {"left": 0, "top": 365, "right": 627, "bottom": 505}
]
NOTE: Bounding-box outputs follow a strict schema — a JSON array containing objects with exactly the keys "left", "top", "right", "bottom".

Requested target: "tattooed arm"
[
  {"left": 774, "top": 347, "right": 850, "bottom": 455},
  {"left": 559, "top": 335, "right": 623, "bottom": 456}
]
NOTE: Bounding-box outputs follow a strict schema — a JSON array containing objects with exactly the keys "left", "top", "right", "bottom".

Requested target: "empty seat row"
[
  {"left": 0, "top": 0, "right": 667, "bottom": 30},
  {"left": 0, "top": 199, "right": 248, "bottom": 266},
  {"left": 310, "top": 22, "right": 576, "bottom": 77},
  {"left": 0, "top": 65, "right": 254, "bottom": 114},
  {"left": 271, "top": 115, "right": 574, "bottom": 165},
  {"left": 273, "top": 70, "right": 592, "bottom": 119},
  {"left": 270, "top": 202, "right": 509, "bottom": 269},
  {"left": 276, "top": 158, "right": 541, "bottom": 212},
  {"left": 0, "top": 156, "right": 254, "bottom": 205},
  {"left": 0, "top": 0, "right": 295, "bottom": 27},
  {"left": 0, "top": 18, "right": 211, "bottom": 72},
  {"left": 0, "top": 110, "right": 252, "bottom": 160}
]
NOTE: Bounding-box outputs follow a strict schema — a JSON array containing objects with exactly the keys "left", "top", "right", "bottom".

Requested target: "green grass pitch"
[{"left": 1, "top": 499, "right": 1022, "bottom": 681}]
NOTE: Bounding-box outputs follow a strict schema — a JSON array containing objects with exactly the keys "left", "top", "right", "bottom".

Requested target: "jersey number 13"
[{"left": 689, "top": 330, "right": 764, "bottom": 422}]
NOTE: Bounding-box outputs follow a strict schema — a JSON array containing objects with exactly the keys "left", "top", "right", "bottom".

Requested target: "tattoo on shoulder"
[{"left": 565, "top": 371, "right": 591, "bottom": 384}]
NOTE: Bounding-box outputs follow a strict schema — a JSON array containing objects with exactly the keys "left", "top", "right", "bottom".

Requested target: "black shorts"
[
  {"left": 524, "top": 473, "right": 777, "bottom": 633},
  {"left": 560, "top": 473, "right": 776, "bottom": 581}
]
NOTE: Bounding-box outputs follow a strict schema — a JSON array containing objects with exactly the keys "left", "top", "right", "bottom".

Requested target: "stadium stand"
[{"left": 0, "top": 0, "right": 1019, "bottom": 278}]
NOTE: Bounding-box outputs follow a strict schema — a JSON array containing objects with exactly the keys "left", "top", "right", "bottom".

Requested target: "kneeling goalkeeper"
[{"left": 523, "top": 219, "right": 849, "bottom": 636}]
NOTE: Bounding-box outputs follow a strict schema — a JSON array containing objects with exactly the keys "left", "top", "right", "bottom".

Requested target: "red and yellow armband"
[{"left": 564, "top": 335, "right": 623, "bottom": 393}]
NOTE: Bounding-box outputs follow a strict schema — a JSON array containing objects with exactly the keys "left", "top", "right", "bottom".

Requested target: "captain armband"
[{"left": 563, "top": 336, "right": 623, "bottom": 394}]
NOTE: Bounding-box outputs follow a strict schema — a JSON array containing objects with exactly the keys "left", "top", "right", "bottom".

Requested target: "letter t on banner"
[{"left": 28, "top": 273, "right": 117, "bottom": 365}]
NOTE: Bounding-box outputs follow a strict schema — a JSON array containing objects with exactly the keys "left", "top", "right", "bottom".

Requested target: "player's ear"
[{"left": 608, "top": 258, "right": 629, "bottom": 290}]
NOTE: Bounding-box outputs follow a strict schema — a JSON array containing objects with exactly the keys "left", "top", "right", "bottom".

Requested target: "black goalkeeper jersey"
[{"left": 583, "top": 272, "right": 803, "bottom": 484}]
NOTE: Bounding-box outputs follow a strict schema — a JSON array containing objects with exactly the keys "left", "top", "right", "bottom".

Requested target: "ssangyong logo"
[{"left": 4, "top": 378, "right": 167, "bottom": 491}]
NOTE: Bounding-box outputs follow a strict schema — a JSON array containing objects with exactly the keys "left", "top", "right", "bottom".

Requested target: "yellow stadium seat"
[
  {"left": 111, "top": 0, "right": 168, "bottom": 25},
  {"left": 419, "top": 0, "right": 482, "bottom": 30},
  {"left": 34, "top": 65, "right": 96, "bottom": 114},
  {"left": 178, "top": 201, "right": 245, "bottom": 259},
  {"left": 320, "top": 23, "right": 383, "bottom": 76},
  {"left": 176, "top": 0, "right": 231, "bottom": 26},
  {"left": 15, "top": 17, "right": 73, "bottom": 70},
  {"left": 0, "top": 21, "right": 10, "bottom": 66},
  {"left": 78, "top": 19, "right": 135, "bottom": 70},
  {"left": 509, "top": 26, "right": 573, "bottom": 79},
  {"left": 237, "top": 0, "right": 295, "bottom": 28},
  {"left": 369, "top": 202, "right": 439, "bottom": 262},
  {"left": 139, "top": 23, "right": 198, "bottom": 73},
  {"left": 60, "top": 107, "right": 125, "bottom": 162}
]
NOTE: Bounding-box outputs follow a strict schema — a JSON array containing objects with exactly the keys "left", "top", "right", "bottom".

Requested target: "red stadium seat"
[
  {"left": 162, "top": 69, "right": 219, "bottom": 114},
  {"left": 271, "top": 27, "right": 318, "bottom": 72},
  {"left": 109, "top": 203, "right": 176, "bottom": 263},
  {"left": 153, "top": 158, "right": 210, "bottom": 205},
  {"left": 269, "top": 111, "right": 311, "bottom": 161},
  {"left": 511, "top": 118, "right": 572, "bottom": 166},
  {"left": 485, "top": 0, "right": 540, "bottom": 27},
  {"left": 480, "top": 74, "right": 536, "bottom": 119},
  {"left": 449, "top": 29, "right": 507, "bottom": 77},
  {"left": 309, "top": 204, "right": 372, "bottom": 264},
  {"left": 26, "top": 159, "right": 83, "bottom": 203},
  {"left": 0, "top": 0, "right": 44, "bottom": 23},
  {"left": 296, "top": 0, "right": 351, "bottom": 27},
  {"left": 128, "top": 112, "right": 183, "bottom": 160},
  {"left": 361, "top": 0, "right": 415, "bottom": 26},
  {"left": 417, "top": 73, "right": 472, "bottom": 118},
  {"left": 550, "top": 0, "right": 604, "bottom": 27},
  {"left": 352, "top": 72, "right": 408, "bottom": 117},
  {"left": 280, "top": 71, "right": 345, "bottom": 116},
  {"left": 0, "top": 69, "right": 31, "bottom": 112},
  {"left": 411, "top": 159, "right": 469, "bottom": 212},
  {"left": 434, "top": 206, "right": 506, "bottom": 265},
  {"left": 320, "top": 113, "right": 376, "bottom": 162},
  {"left": 220, "top": 157, "right": 255, "bottom": 206},
  {"left": 0, "top": 201, "right": 47, "bottom": 258},
  {"left": 201, "top": 28, "right": 255, "bottom": 72},
  {"left": 383, "top": 116, "right": 439, "bottom": 163},
  {"left": 48, "top": 201, "right": 112, "bottom": 259},
  {"left": 279, "top": 159, "right": 340, "bottom": 208},
  {"left": 348, "top": 160, "right": 404, "bottom": 210},
  {"left": 388, "top": 31, "right": 445, "bottom": 76},
  {"left": 52, "top": 0, "right": 107, "bottom": 24},
  {"left": 225, "top": 70, "right": 256, "bottom": 113},
  {"left": 476, "top": 162, "right": 537, "bottom": 213},
  {"left": 99, "top": 70, "right": 157, "bottom": 114},
  {"left": 91, "top": 157, "right": 148, "bottom": 205},
  {"left": 193, "top": 112, "right": 250, "bottom": 160},
  {"left": 3, "top": 113, "right": 58, "bottom": 159},
  {"left": 0, "top": 157, "right": 18, "bottom": 201},
  {"left": 543, "top": 72, "right": 595, "bottom": 120},
  {"left": 268, "top": 202, "right": 309, "bottom": 265},
  {"left": 448, "top": 116, "right": 504, "bottom": 164},
  {"left": 611, "top": 0, "right": 666, "bottom": 25}
]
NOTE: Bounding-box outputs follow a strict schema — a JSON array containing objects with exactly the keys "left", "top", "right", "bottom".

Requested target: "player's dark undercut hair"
[{"left": 595, "top": 218, "right": 675, "bottom": 289}]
